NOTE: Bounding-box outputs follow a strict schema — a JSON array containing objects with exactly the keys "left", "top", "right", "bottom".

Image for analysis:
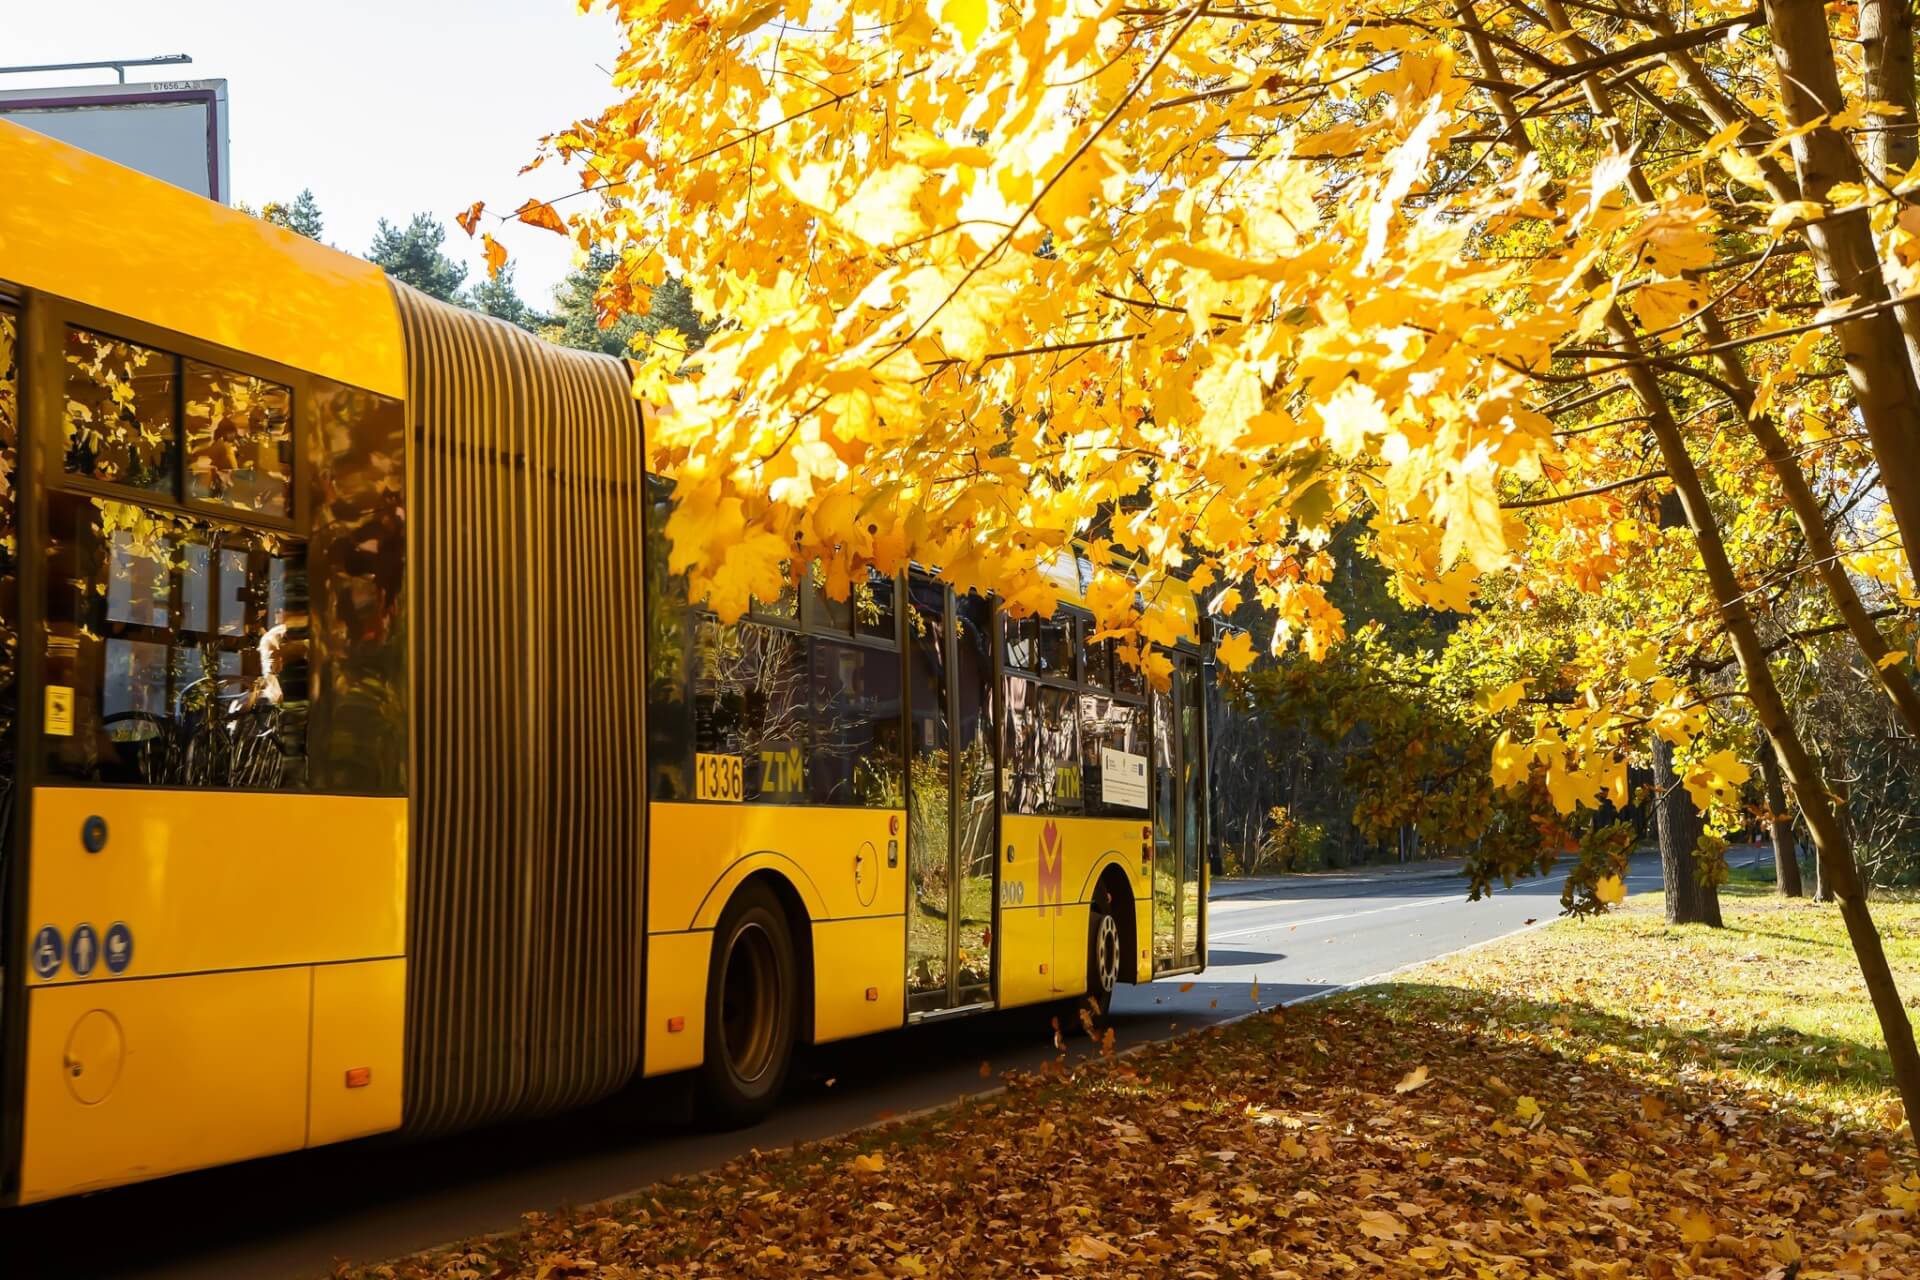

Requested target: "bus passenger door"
[
  {"left": 1152, "top": 653, "right": 1206, "bottom": 974},
  {"left": 904, "top": 574, "right": 997, "bottom": 1014}
]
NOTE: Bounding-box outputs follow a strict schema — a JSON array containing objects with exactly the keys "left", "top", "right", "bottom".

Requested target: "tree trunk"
[
  {"left": 1860, "top": 0, "right": 1918, "bottom": 181},
  {"left": 1545, "top": 0, "right": 1920, "bottom": 738},
  {"left": 1856, "top": 0, "right": 1920, "bottom": 385},
  {"left": 1761, "top": 0, "right": 1920, "bottom": 584},
  {"left": 1459, "top": 0, "right": 1920, "bottom": 1134},
  {"left": 1758, "top": 736, "right": 1804, "bottom": 897},
  {"left": 1651, "top": 733, "right": 1725, "bottom": 926},
  {"left": 1627, "top": 312, "right": 1920, "bottom": 1133}
]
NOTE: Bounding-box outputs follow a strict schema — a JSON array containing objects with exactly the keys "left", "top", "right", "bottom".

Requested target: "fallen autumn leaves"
[{"left": 345, "top": 890, "right": 1917, "bottom": 1279}]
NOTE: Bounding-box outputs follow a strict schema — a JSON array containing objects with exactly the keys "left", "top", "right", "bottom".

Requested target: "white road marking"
[{"left": 1207, "top": 870, "right": 1664, "bottom": 943}]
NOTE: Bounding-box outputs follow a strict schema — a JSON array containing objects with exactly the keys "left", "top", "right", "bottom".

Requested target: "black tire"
[
  {"left": 698, "top": 882, "right": 798, "bottom": 1127},
  {"left": 1085, "top": 886, "right": 1124, "bottom": 1022}
]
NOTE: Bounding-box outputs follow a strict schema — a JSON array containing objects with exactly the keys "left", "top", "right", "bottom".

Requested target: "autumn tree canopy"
[{"left": 475, "top": 0, "right": 1920, "bottom": 1121}]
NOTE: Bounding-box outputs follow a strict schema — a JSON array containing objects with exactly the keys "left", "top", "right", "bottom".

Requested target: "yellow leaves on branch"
[
  {"left": 1682, "top": 749, "right": 1751, "bottom": 813},
  {"left": 548, "top": 0, "right": 1606, "bottom": 666}
]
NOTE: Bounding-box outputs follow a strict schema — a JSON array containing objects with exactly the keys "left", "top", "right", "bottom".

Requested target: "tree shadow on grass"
[{"left": 1362, "top": 980, "right": 1895, "bottom": 1113}]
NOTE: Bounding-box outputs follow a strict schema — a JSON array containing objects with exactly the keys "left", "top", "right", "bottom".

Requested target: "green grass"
[{"left": 1392, "top": 882, "right": 1920, "bottom": 1124}]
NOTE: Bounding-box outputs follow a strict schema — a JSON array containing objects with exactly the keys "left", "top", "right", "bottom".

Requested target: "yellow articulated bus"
[{"left": 0, "top": 119, "right": 1211, "bottom": 1206}]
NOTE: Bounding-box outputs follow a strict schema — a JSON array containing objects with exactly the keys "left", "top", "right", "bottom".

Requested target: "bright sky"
[{"left": 3, "top": 0, "right": 621, "bottom": 305}]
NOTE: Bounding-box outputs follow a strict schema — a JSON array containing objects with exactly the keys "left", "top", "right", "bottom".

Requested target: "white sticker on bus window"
[{"left": 1102, "top": 747, "right": 1149, "bottom": 810}]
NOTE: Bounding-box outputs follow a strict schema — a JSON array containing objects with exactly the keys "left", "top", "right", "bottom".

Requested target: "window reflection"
[
  {"left": 1081, "top": 694, "right": 1148, "bottom": 816},
  {"left": 1001, "top": 676, "right": 1083, "bottom": 814},
  {"left": 303, "top": 382, "right": 406, "bottom": 793},
  {"left": 1, "top": 309, "right": 19, "bottom": 917},
  {"left": 693, "top": 619, "right": 810, "bottom": 802},
  {"left": 63, "top": 328, "right": 178, "bottom": 495},
  {"left": 1036, "top": 614, "right": 1074, "bottom": 678},
  {"left": 811, "top": 639, "right": 903, "bottom": 805},
  {"left": 43, "top": 492, "right": 309, "bottom": 788},
  {"left": 184, "top": 359, "right": 292, "bottom": 516}
]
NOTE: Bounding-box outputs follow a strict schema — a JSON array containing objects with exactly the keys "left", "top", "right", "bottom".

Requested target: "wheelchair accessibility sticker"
[{"left": 31, "top": 925, "right": 62, "bottom": 979}]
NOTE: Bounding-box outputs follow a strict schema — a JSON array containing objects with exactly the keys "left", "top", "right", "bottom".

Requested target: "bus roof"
[{"left": 0, "top": 119, "right": 404, "bottom": 398}]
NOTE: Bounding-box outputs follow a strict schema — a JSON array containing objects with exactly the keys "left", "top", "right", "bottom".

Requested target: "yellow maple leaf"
[
  {"left": 932, "top": 0, "right": 990, "bottom": 50},
  {"left": 1672, "top": 1207, "right": 1716, "bottom": 1244},
  {"left": 1067, "top": 1234, "right": 1121, "bottom": 1261},
  {"left": 1682, "top": 749, "right": 1751, "bottom": 811},
  {"left": 1594, "top": 875, "right": 1625, "bottom": 905},
  {"left": 1479, "top": 679, "right": 1528, "bottom": 715},
  {"left": 1215, "top": 629, "right": 1257, "bottom": 674},
  {"left": 1633, "top": 278, "right": 1708, "bottom": 331},
  {"left": 513, "top": 197, "right": 567, "bottom": 235},
  {"left": 850, "top": 1152, "right": 886, "bottom": 1175},
  {"left": 1395, "top": 1065, "right": 1431, "bottom": 1093},
  {"left": 1514, "top": 1095, "right": 1542, "bottom": 1123},
  {"left": 1356, "top": 1209, "right": 1407, "bottom": 1240},
  {"left": 481, "top": 233, "right": 508, "bottom": 279}
]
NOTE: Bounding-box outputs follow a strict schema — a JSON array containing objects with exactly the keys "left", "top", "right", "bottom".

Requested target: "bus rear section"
[{"left": 0, "top": 290, "right": 414, "bottom": 1203}]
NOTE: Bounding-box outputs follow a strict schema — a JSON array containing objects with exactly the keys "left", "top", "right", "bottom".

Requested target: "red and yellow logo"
[{"left": 1037, "top": 819, "right": 1064, "bottom": 916}]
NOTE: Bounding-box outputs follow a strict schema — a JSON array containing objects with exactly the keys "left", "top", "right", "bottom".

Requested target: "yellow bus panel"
[
  {"left": 0, "top": 120, "right": 405, "bottom": 397},
  {"left": 995, "top": 903, "right": 1060, "bottom": 1008},
  {"left": 309, "top": 958, "right": 406, "bottom": 1147},
  {"left": 643, "top": 931, "right": 711, "bottom": 1077},
  {"left": 996, "top": 813, "right": 1147, "bottom": 1008},
  {"left": 19, "top": 967, "right": 311, "bottom": 1203},
  {"left": 647, "top": 802, "right": 903, "bottom": 932},
  {"left": 811, "top": 916, "right": 906, "bottom": 1042},
  {"left": 26, "top": 789, "right": 406, "bottom": 981}
]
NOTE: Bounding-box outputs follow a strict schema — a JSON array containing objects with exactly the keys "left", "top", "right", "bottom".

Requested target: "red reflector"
[
  {"left": 889, "top": 814, "right": 900, "bottom": 836},
  {"left": 344, "top": 1067, "right": 371, "bottom": 1089},
  {"left": 865, "top": 986, "right": 879, "bottom": 1001},
  {"left": 1039, "top": 962, "right": 1048, "bottom": 974},
  {"left": 667, "top": 1016, "right": 686, "bottom": 1033}
]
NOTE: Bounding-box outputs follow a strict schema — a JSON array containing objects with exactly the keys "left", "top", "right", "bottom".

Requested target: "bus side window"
[
  {"left": 1081, "top": 694, "right": 1146, "bottom": 816},
  {"left": 810, "top": 639, "right": 903, "bottom": 806},
  {"left": 63, "top": 327, "right": 178, "bottom": 496},
  {"left": 692, "top": 619, "right": 809, "bottom": 803},
  {"left": 1001, "top": 675, "right": 1083, "bottom": 814}
]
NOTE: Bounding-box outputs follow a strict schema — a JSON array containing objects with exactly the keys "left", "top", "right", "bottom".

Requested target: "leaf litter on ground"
[{"left": 341, "top": 887, "right": 1918, "bottom": 1279}]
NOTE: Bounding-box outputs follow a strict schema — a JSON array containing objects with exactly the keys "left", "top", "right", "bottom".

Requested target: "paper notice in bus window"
[
  {"left": 695, "top": 752, "right": 744, "bottom": 802},
  {"left": 1102, "top": 747, "right": 1149, "bottom": 809},
  {"left": 45, "top": 685, "right": 75, "bottom": 737}
]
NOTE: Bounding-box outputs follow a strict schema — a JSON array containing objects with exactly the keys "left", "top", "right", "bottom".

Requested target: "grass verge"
[{"left": 344, "top": 887, "right": 1920, "bottom": 1279}]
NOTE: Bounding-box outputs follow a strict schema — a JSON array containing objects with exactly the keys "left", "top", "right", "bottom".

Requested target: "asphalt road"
[{"left": 5, "top": 853, "right": 1667, "bottom": 1279}]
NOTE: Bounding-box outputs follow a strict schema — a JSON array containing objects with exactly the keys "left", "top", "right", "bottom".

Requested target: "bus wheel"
[
  {"left": 1086, "top": 893, "right": 1123, "bottom": 1023},
  {"left": 699, "top": 882, "right": 797, "bottom": 1126}
]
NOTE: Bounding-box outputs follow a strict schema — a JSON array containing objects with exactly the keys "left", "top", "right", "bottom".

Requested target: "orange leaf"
[
  {"left": 482, "top": 234, "right": 509, "bottom": 279},
  {"left": 515, "top": 198, "right": 568, "bottom": 234},
  {"left": 455, "top": 200, "right": 485, "bottom": 237}
]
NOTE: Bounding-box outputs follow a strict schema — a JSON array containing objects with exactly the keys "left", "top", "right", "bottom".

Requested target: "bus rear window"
[
  {"left": 42, "top": 491, "right": 310, "bottom": 789},
  {"left": 64, "top": 328, "right": 179, "bottom": 496}
]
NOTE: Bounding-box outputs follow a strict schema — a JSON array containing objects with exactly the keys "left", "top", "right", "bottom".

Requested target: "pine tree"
[{"left": 368, "top": 213, "right": 467, "bottom": 303}]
